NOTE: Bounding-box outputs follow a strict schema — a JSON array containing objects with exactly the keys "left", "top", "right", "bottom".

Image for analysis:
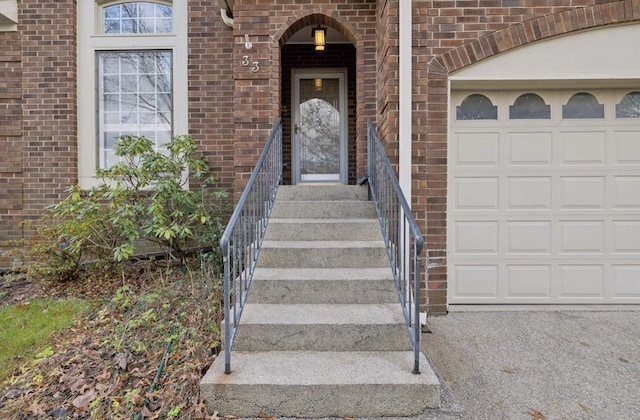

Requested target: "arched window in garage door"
[
  {"left": 456, "top": 94, "right": 497, "bottom": 120},
  {"left": 616, "top": 91, "right": 640, "bottom": 118},
  {"left": 509, "top": 93, "right": 550, "bottom": 119},
  {"left": 562, "top": 92, "right": 604, "bottom": 119}
]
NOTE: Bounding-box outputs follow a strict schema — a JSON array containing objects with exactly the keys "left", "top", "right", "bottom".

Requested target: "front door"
[{"left": 293, "top": 70, "right": 347, "bottom": 184}]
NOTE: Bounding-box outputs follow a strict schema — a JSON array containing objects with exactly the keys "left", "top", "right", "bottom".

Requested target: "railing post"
[
  {"left": 413, "top": 244, "right": 421, "bottom": 374},
  {"left": 223, "top": 247, "right": 231, "bottom": 374}
]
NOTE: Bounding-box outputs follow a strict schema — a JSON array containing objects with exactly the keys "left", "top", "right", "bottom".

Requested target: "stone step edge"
[
  {"left": 251, "top": 267, "right": 394, "bottom": 281},
  {"left": 261, "top": 240, "right": 386, "bottom": 248},
  {"left": 239, "top": 303, "right": 406, "bottom": 325},
  {"left": 202, "top": 350, "right": 438, "bottom": 386}
]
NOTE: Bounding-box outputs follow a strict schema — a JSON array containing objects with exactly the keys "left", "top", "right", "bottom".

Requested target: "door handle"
[{"left": 294, "top": 124, "right": 299, "bottom": 135}]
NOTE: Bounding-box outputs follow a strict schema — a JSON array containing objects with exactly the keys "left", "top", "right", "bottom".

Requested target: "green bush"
[{"left": 14, "top": 134, "right": 227, "bottom": 281}]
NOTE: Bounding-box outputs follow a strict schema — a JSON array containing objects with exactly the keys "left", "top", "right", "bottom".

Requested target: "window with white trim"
[{"left": 78, "top": 1, "right": 187, "bottom": 188}]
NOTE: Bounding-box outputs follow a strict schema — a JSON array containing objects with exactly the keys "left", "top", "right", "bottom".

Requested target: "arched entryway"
[{"left": 277, "top": 15, "right": 359, "bottom": 185}]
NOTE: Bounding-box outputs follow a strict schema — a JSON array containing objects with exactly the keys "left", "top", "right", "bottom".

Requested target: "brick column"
[{"left": 232, "top": 5, "right": 280, "bottom": 199}]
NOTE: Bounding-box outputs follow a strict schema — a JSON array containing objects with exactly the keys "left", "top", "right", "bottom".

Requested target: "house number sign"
[
  {"left": 242, "top": 56, "right": 259, "bottom": 73},
  {"left": 242, "top": 34, "right": 259, "bottom": 72}
]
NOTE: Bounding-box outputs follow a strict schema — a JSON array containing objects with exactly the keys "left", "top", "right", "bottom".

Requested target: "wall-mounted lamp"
[
  {"left": 312, "top": 25, "right": 326, "bottom": 52},
  {"left": 314, "top": 78, "right": 323, "bottom": 92}
]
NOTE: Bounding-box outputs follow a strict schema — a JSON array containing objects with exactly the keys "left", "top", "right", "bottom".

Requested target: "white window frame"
[{"left": 78, "top": 0, "right": 187, "bottom": 188}]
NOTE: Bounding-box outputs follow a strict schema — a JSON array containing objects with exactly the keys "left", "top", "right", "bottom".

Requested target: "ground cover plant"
[
  {"left": 0, "top": 259, "right": 224, "bottom": 418},
  {"left": 0, "top": 296, "right": 89, "bottom": 380},
  {"left": 0, "top": 134, "right": 230, "bottom": 418}
]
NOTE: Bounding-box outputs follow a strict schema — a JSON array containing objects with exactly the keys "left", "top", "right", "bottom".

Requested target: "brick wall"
[
  {"left": 0, "top": 0, "right": 77, "bottom": 267},
  {"left": 0, "top": 29, "right": 24, "bottom": 259},
  {"left": 376, "top": 0, "right": 400, "bottom": 166},
  {"left": 188, "top": 2, "right": 236, "bottom": 191}
]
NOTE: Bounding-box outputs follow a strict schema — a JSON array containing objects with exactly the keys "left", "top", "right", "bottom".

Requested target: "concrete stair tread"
[
  {"left": 240, "top": 303, "right": 405, "bottom": 325},
  {"left": 269, "top": 218, "right": 377, "bottom": 223},
  {"left": 264, "top": 218, "right": 382, "bottom": 241},
  {"left": 252, "top": 267, "right": 393, "bottom": 281},
  {"left": 271, "top": 200, "right": 377, "bottom": 219},
  {"left": 249, "top": 268, "right": 397, "bottom": 304},
  {"left": 200, "top": 351, "right": 440, "bottom": 417},
  {"left": 261, "top": 240, "right": 385, "bottom": 248},
  {"left": 205, "top": 351, "right": 436, "bottom": 385},
  {"left": 276, "top": 185, "right": 369, "bottom": 201}
]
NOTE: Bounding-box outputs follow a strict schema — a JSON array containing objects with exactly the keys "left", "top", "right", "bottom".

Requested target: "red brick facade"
[
  {"left": 1, "top": 0, "right": 639, "bottom": 312},
  {"left": 0, "top": 0, "right": 77, "bottom": 261}
]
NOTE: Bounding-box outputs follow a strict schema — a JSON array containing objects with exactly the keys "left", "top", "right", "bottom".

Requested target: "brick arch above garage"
[{"left": 429, "top": 0, "right": 640, "bottom": 76}]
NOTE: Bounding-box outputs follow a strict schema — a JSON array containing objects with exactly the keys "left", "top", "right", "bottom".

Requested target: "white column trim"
[{"left": 399, "top": 0, "right": 412, "bottom": 201}]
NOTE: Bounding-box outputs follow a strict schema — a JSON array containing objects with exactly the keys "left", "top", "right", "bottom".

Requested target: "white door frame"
[{"left": 291, "top": 68, "right": 348, "bottom": 184}]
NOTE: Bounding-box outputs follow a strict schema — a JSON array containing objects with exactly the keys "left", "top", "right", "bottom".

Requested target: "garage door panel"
[
  {"left": 560, "top": 176, "right": 605, "bottom": 209},
  {"left": 454, "top": 177, "right": 499, "bottom": 210},
  {"left": 506, "top": 221, "right": 551, "bottom": 253},
  {"left": 508, "top": 132, "right": 552, "bottom": 165},
  {"left": 560, "top": 131, "right": 606, "bottom": 165},
  {"left": 456, "top": 132, "right": 499, "bottom": 165},
  {"left": 454, "top": 221, "right": 499, "bottom": 254},
  {"left": 506, "top": 265, "right": 551, "bottom": 297},
  {"left": 454, "top": 265, "right": 498, "bottom": 298},
  {"left": 613, "top": 265, "right": 640, "bottom": 296},
  {"left": 614, "top": 131, "right": 640, "bottom": 164},
  {"left": 507, "top": 177, "right": 552, "bottom": 209},
  {"left": 559, "top": 265, "right": 605, "bottom": 298},
  {"left": 612, "top": 221, "right": 640, "bottom": 252},
  {"left": 613, "top": 176, "right": 640, "bottom": 208},
  {"left": 559, "top": 221, "right": 604, "bottom": 253}
]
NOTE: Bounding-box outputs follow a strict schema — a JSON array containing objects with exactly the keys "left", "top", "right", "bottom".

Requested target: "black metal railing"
[
  {"left": 367, "top": 119, "right": 424, "bottom": 374},
  {"left": 220, "top": 119, "right": 282, "bottom": 374}
]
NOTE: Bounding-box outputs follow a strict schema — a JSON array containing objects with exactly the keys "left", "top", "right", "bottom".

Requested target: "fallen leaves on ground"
[
  {"left": 0, "top": 259, "right": 224, "bottom": 419},
  {"left": 527, "top": 408, "right": 547, "bottom": 420}
]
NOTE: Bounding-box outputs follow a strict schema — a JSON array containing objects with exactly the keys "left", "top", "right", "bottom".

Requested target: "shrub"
[{"left": 11, "top": 134, "right": 227, "bottom": 281}]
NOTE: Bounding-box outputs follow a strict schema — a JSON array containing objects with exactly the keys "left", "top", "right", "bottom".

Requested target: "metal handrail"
[
  {"left": 220, "top": 119, "right": 282, "bottom": 374},
  {"left": 367, "top": 119, "right": 424, "bottom": 374}
]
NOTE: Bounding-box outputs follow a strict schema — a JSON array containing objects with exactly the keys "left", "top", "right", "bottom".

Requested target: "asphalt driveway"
[{"left": 420, "top": 309, "right": 640, "bottom": 420}]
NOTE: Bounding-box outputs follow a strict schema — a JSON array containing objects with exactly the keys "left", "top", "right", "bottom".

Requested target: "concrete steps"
[{"left": 200, "top": 185, "right": 440, "bottom": 417}]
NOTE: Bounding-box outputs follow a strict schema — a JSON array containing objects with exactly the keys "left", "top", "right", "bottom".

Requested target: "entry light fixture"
[
  {"left": 312, "top": 25, "right": 326, "bottom": 52},
  {"left": 314, "top": 78, "right": 323, "bottom": 92}
]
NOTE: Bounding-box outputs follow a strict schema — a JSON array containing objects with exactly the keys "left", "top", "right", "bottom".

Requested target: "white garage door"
[{"left": 449, "top": 89, "right": 640, "bottom": 304}]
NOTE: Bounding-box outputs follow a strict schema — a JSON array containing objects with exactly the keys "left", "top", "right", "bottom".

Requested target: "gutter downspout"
[
  {"left": 220, "top": 8, "right": 233, "bottom": 27},
  {"left": 400, "top": 0, "right": 426, "bottom": 326},
  {"left": 399, "top": 1, "right": 411, "bottom": 202},
  {"left": 219, "top": 0, "right": 234, "bottom": 27}
]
